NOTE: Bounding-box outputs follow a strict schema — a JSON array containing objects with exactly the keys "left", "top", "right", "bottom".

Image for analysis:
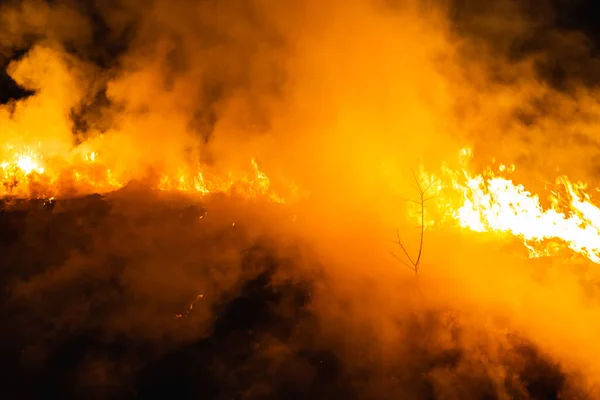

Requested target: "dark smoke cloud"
[
  {"left": 448, "top": 0, "right": 600, "bottom": 91},
  {"left": 432, "top": 0, "right": 600, "bottom": 187}
]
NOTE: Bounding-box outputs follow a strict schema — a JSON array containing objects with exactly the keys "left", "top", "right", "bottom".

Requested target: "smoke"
[
  {"left": 441, "top": 0, "right": 600, "bottom": 184},
  {"left": 2, "top": 0, "right": 600, "bottom": 398}
]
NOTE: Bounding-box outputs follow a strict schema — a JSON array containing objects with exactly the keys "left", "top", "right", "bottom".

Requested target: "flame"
[
  {"left": 1, "top": 145, "right": 44, "bottom": 175},
  {"left": 0, "top": 141, "right": 295, "bottom": 203},
  {"left": 424, "top": 148, "right": 600, "bottom": 264}
]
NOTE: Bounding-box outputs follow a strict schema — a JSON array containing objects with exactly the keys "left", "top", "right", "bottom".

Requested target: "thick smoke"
[
  {"left": 442, "top": 0, "right": 600, "bottom": 184},
  {"left": 1, "top": 0, "right": 600, "bottom": 398}
]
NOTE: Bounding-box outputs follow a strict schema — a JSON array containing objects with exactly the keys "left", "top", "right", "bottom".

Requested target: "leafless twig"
[{"left": 392, "top": 169, "right": 435, "bottom": 274}]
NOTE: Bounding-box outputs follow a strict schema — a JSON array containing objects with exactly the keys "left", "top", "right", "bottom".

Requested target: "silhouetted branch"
[{"left": 392, "top": 169, "right": 434, "bottom": 274}]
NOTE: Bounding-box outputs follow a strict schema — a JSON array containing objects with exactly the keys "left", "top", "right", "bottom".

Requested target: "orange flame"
[
  {"left": 423, "top": 148, "right": 600, "bottom": 264},
  {"left": 0, "top": 141, "right": 295, "bottom": 203}
]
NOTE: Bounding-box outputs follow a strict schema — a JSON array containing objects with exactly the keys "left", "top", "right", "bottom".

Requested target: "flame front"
[
  {"left": 0, "top": 142, "right": 294, "bottom": 203},
  {"left": 424, "top": 149, "right": 600, "bottom": 264}
]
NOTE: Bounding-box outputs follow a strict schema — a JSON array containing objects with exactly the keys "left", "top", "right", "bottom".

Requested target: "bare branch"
[
  {"left": 391, "top": 252, "right": 417, "bottom": 272},
  {"left": 423, "top": 181, "right": 436, "bottom": 194},
  {"left": 393, "top": 170, "right": 435, "bottom": 275},
  {"left": 395, "top": 229, "right": 416, "bottom": 266}
]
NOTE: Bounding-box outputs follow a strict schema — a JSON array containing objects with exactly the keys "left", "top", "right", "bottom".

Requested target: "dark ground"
[{"left": 0, "top": 187, "right": 591, "bottom": 399}]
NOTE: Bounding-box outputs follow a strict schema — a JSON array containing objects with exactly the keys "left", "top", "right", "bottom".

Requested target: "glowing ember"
[
  {"left": 424, "top": 149, "right": 600, "bottom": 264},
  {"left": 175, "top": 294, "right": 204, "bottom": 319}
]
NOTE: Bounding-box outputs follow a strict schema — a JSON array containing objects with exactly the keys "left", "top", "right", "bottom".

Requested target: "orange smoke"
[{"left": 0, "top": 26, "right": 298, "bottom": 201}]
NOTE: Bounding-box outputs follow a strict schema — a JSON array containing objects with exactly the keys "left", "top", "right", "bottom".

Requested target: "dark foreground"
[{"left": 0, "top": 187, "right": 590, "bottom": 399}]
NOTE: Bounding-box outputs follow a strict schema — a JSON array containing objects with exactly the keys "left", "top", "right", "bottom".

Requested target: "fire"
[
  {"left": 15, "top": 155, "right": 44, "bottom": 175},
  {"left": 424, "top": 148, "right": 600, "bottom": 264},
  {"left": 1, "top": 145, "right": 45, "bottom": 176},
  {"left": 0, "top": 44, "right": 299, "bottom": 203},
  {"left": 0, "top": 142, "right": 294, "bottom": 203}
]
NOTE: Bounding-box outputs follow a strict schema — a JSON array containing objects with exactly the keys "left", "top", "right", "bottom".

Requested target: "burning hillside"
[{"left": 3, "top": 0, "right": 600, "bottom": 398}]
